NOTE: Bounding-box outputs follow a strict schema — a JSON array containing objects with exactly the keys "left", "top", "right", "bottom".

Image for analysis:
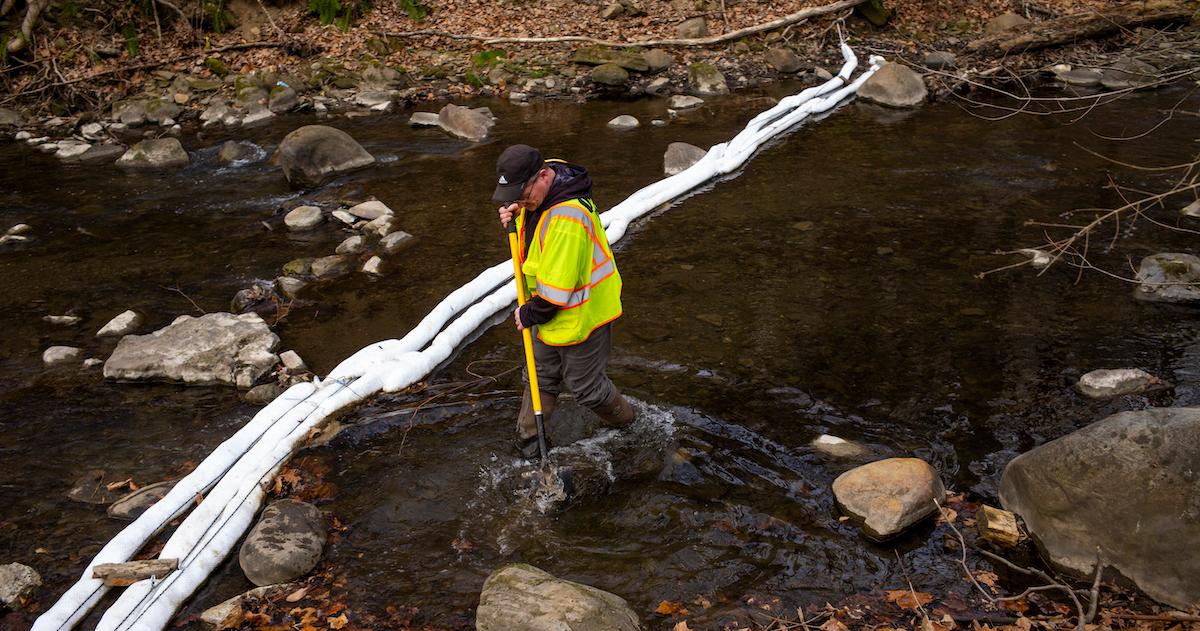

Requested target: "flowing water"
[{"left": 1, "top": 83, "right": 1198, "bottom": 629}]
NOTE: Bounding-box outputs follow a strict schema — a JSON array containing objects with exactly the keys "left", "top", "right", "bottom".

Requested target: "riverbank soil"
[{"left": 1, "top": 0, "right": 1197, "bottom": 119}]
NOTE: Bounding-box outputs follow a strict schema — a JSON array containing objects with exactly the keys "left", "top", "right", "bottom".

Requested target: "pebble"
[
  {"left": 280, "top": 350, "right": 307, "bottom": 372},
  {"left": 6, "top": 224, "right": 31, "bottom": 236},
  {"left": 43, "top": 314, "right": 81, "bottom": 325},
  {"left": 362, "top": 256, "right": 384, "bottom": 275},
  {"left": 332, "top": 210, "right": 357, "bottom": 225},
  {"left": 43, "top": 346, "right": 82, "bottom": 366}
]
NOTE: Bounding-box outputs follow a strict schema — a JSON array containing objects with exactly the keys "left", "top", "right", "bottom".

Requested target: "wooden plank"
[
  {"left": 977, "top": 505, "right": 1021, "bottom": 547},
  {"left": 92, "top": 559, "right": 179, "bottom": 587}
]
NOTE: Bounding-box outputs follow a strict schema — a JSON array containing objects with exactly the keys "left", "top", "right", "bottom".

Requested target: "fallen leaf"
[
  {"left": 886, "top": 590, "right": 934, "bottom": 610},
  {"left": 655, "top": 600, "right": 688, "bottom": 616},
  {"left": 936, "top": 508, "right": 958, "bottom": 525},
  {"left": 820, "top": 618, "right": 849, "bottom": 631},
  {"left": 692, "top": 595, "right": 712, "bottom": 609},
  {"left": 286, "top": 586, "right": 308, "bottom": 602},
  {"left": 327, "top": 612, "right": 348, "bottom": 629},
  {"left": 105, "top": 478, "right": 133, "bottom": 492},
  {"left": 1001, "top": 598, "right": 1030, "bottom": 614},
  {"left": 673, "top": 622, "right": 691, "bottom": 631},
  {"left": 972, "top": 570, "right": 999, "bottom": 590}
]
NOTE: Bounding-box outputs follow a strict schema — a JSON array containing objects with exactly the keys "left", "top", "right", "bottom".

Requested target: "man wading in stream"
[{"left": 493, "top": 144, "right": 636, "bottom": 459}]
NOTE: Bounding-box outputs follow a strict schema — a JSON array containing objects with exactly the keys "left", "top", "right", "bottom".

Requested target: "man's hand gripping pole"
[{"left": 507, "top": 213, "right": 549, "bottom": 462}]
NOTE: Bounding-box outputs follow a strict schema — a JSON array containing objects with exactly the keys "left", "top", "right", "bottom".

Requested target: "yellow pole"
[{"left": 507, "top": 215, "right": 549, "bottom": 461}]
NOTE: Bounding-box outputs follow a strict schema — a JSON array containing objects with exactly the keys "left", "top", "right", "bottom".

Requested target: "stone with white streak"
[{"left": 97, "top": 310, "right": 144, "bottom": 337}]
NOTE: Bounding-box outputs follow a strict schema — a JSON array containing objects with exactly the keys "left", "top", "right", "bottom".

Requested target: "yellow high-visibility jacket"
[{"left": 516, "top": 197, "right": 622, "bottom": 346}]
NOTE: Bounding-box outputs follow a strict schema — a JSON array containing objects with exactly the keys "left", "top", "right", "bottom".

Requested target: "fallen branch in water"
[
  {"left": 379, "top": 0, "right": 865, "bottom": 47},
  {"left": 967, "top": 0, "right": 1200, "bottom": 56}
]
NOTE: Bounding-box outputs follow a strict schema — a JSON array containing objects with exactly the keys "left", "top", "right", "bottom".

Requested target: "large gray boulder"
[
  {"left": 274, "top": 125, "right": 376, "bottom": 188},
  {"left": 687, "top": 62, "right": 728, "bottom": 96},
  {"left": 476, "top": 564, "right": 640, "bottom": 631},
  {"left": 663, "top": 142, "right": 706, "bottom": 175},
  {"left": 858, "top": 62, "right": 927, "bottom": 108},
  {"left": 832, "top": 458, "right": 945, "bottom": 540},
  {"left": 1134, "top": 253, "right": 1200, "bottom": 303},
  {"left": 239, "top": 499, "right": 325, "bottom": 586},
  {"left": 116, "top": 138, "right": 190, "bottom": 168},
  {"left": 999, "top": 407, "right": 1200, "bottom": 610},
  {"left": 438, "top": 104, "right": 494, "bottom": 142},
  {"left": 103, "top": 312, "right": 280, "bottom": 389},
  {"left": 0, "top": 563, "right": 41, "bottom": 608}
]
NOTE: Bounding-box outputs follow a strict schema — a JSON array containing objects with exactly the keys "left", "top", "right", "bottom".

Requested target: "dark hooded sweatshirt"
[{"left": 518, "top": 160, "right": 595, "bottom": 328}]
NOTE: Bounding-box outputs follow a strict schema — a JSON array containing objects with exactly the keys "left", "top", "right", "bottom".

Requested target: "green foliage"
[
  {"left": 200, "top": 0, "right": 232, "bottom": 33},
  {"left": 464, "top": 71, "right": 484, "bottom": 87},
  {"left": 121, "top": 24, "right": 139, "bottom": 56},
  {"left": 62, "top": 0, "right": 79, "bottom": 19},
  {"left": 471, "top": 48, "right": 506, "bottom": 69},
  {"left": 398, "top": 0, "right": 429, "bottom": 21},
  {"left": 204, "top": 56, "right": 229, "bottom": 77},
  {"left": 309, "top": 0, "right": 339, "bottom": 25}
]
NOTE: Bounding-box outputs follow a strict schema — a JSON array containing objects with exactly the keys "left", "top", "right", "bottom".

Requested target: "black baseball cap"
[{"left": 493, "top": 144, "right": 543, "bottom": 203}]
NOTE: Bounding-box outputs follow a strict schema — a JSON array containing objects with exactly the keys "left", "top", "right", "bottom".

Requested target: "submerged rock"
[
  {"left": 832, "top": 457, "right": 945, "bottom": 540},
  {"left": 285, "top": 205, "right": 324, "bottom": 230},
  {"left": 104, "top": 312, "right": 280, "bottom": 389},
  {"left": 607, "top": 115, "right": 639, "bottom": 130},
  {"left": 1076, "top": 368, "right": 1160, "bottom": 398},
  {"left": 810, "top": 434, "right": 868, "bottom": 459},
  {"left": 239, "top": 499, "right": 326, "bottom": 586},
  {"left": 858, "top": 62, "right": 927, "bottom": 108},
  {"left": 380, "top": 230, "right": 415, "bottom": 253},
  {"left": 0, "top": 563, "right": 41, "bottom": 609},
  {"left": 67, "top": 469, "right": 127, "bottom": 504},
  {"left": 1134, "top": 253, "right": 1200, "bottom": 303},
  {"left": 217, "top": 140, "right": 263, "bottom": 164},
  {"left": 663, "top": 142, "right": 706, "bottom": 175},
  {"left": 116, "top": 138, "right": 190, "bottom": 168},
  {"left": 311, "top": 255, "right": 353, "bottom": 278},
  {"left": 668, "top": 95, "right": 704, "bottom": 110},
  {"left": 1100, "top": 57, "right": 1158, "bottom": 91},
  {"left": 1000, "top": 407, "right": 1200, "bottom": 610},
  {"left": 438, "top": 104, "right": 494, "bottom": 142},
  {"left": 476, "top": 564, "right": 640, "bottom": 631},
  {"left": 107, "top": 479, "right": 176, "bottom": 520},
  {"left": 275, "top": 125, "right": 375, "bottom": 188},
  {"left": 408, "top": 112, "right": 440, "bottom": 127}
]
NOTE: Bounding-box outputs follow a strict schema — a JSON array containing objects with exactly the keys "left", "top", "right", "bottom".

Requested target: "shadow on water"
[{"left": 2, "top": 83, "right": 1199, "bottom": 628}]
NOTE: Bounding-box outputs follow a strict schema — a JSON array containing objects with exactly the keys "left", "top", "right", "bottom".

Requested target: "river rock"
[
  {"left": 361, "top": 256, "right": 384, "bottom": 275},
  {"left": 311, "top": 255, "right": 353, "bottom": 278},
  {"left": 269, "top": 85, "right": 299, "bottom": 113},
  {"left": 765, "top": 48, "right": 803, "bottom": 73},
  {"left": 1134, "top": 253, "right": 1200, "bottom": 303},
  {"left": 810, "top": 434, "right": 868, "bottom": 459},
  {"left": 200, "top": 101, "right": 230, "bottom": 127},
  {"left": 858, "top": 62, "right": 927, "bottom": 108},
  {"left": 663, "top": 142, "right": 706, "bottom": 175},
  {"left": 676, "top": 16, "right": 708, "bottom": 38},
  {"left": 217, "top": 140, "right": 262, "bottom": 164},
  {"left": 275, "top": 125, "right": 376, "bottom": 188},
  {"left": 668, "top": 95, "right": 704, "bottom": 110},
  {"left": 244, "top": 382, "right": 284, "bottom": 404},
  {"left": 0, "top": 563, "right": 41, "bottom": 608},
  {"left": 77, "top": 144, "right": 127, "bottom": 165},
  {"left": 332, "top": 210, "right": 357, "bottom": 225},
  {"left": 999, "top": 407, "right": 1200, "bottom": 610},
  {"left": 144, "top": 99, "right": 182, "bottom": 125},
  {"left": 923, "top": 51, "right": 957, "bottom": 69},
  {"left": 643, "top": 49, "right": 674, "bottom": 73},
  {"left": 355, "top": 91, "right": 394, "bottom": 111},
  {"left": 80, "top": 122, "right": 105, "bottom": 140},
  {"left": 336, "top": 235, "right": 366, "bottom": 255},
  {"left": 241, "top": 104, "right": 275, "bottom": 127},
  {"left": 282, "top": 258, "right": 313, "bottom": 276},
  {"left": 275, "top": 276, "right": 308, "bottom": 300},
  {"left": 438, "top": 104, "right": 494, "bottom": 142},
  {"left": 985, "top": 11, "right": 1029, "bottom": 34},
  {"left": 239, "top": 499, "right": 326, "bottom": 586},
  {"left": 687, "top": 63, "right": 727, "bottom": 96},
  {"left": 8, "top": 223, "right": 30, "bottom": 236},
  {"left": 43, "top": 314, "right": 80, "bottom": 325},
  {"left": 112, "top": 100, "right": 147, "bottom": 126},
  {"left": 116, "top": 138, "right": 190, "bottom": 168},
  {"left": 600, "top": 1, "right": 622, "bottom": 18},
  {"left": 285, "top": 205, "right": 324, "bottom": 230},
  {"left": 607, "top": 115, "right": 639, "bottom": 130},
  {"left": 363, "top": 214, "right": 394, "bottom": 237},
  {"left": 0, "top": 108, "right": 24, "bottom": 127},
  {"left": 1055, "top": 67, "right": 1102, "bottom": 87},
  {"left": 54, "top": 141, "right": 92, "bottom": 161},
  {"left": 832, "top": 457, "right": 945, "bottom": 540},
  {"left": 590, "top": 63, "right": 629, "bottom": 86},
  {"left": 107, "top": 480, "right": 176, "bottom": 520},
  {"left": 380, "top": 230, "right": 414, "bottom": 253},
  {"left": 347, "top": 200, "right": 391, "bottom": 220},
  {"left": 476, "top": 564, "right": 640, "bottom": 631},
  {"left": 201, "top": 584, "right": 294, "bottom": 626},
  {"left": 104, "top": 312, "right": 280, "bottom": 389},
  {"left": 1076, "top": 368, "right": 1159, "bottom": 398},
  {"left": 408, "top": 112, "right": 440, "bottom": 127},
  {"left": 646, "top": 77, "right": 671, "bottom": 95},
  {"left": 236, "top": 86, "right": 269, "bottom": 109},
  {"left": 43, "top": 346, "right": 82, "bottom": 366},
  {"left": 570, "top": 46, "right": 649, "bottom": 72},
  {"left": 1101, "top": 57, "right": 1158, "bottom": 91},
  {"left": 97, "top": 310, "right": 143, "bottom": 337}
]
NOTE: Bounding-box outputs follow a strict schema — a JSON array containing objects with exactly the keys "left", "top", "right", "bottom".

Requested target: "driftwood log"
[
  {"left": 92, "top": 559, "right": 179, "bottom": 587},
  {"left": 967, "top": 0, "right": 1200, "bottom": 56}
]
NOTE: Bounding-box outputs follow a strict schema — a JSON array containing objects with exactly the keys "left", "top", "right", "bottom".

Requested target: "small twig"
[
  {"left": 163, "top": 285, "right": 206, "bottom": 314},
  {"left": 1108, "top": 611, "right": 1200, "bottom": 622},
  {"left": 1085, "top": 547, "right": 1103, "bottom": 624}
]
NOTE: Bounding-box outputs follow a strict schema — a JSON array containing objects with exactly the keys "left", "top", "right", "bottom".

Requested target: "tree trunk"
[{"left": 967, "top": 0, "right": 1199, "bottom": 56}]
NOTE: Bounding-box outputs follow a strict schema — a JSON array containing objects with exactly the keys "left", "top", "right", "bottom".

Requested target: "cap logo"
[{"left": 498, "top": 175, "right": 508, "bottom": 184}]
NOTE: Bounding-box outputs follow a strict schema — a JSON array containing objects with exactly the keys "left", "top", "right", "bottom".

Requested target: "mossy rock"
[
  {"left": 282, "top": 258, "right": 314, "bottom": 276},
  {"left": 856, "top": 0, "right": 890, "bottom": 26},
  {"left": 590, "top": 63, "right": 629, "bottom": 86},
  {"left": 570, "top": 46, "right": 649, "bottom": 72},
  {"left": 204, "top": 57, "right": 230, "bottom": 77}
]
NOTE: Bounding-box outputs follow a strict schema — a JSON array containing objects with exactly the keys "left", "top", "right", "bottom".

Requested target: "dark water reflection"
[{"left": 1, "top": 83, "right": 1197, "bottom": 629}]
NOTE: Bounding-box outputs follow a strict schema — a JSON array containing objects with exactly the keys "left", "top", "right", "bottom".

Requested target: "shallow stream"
[{"left": 1, "top": 82, "right": 1198, "bottom": 629}]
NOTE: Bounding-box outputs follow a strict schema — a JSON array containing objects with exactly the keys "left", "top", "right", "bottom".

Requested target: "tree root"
[
  {"left": 380, "top": 0, "right": 866, "bottom": 48},
  {"left": 6, "top": 0, "right": 47, "bottom": 54}
]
